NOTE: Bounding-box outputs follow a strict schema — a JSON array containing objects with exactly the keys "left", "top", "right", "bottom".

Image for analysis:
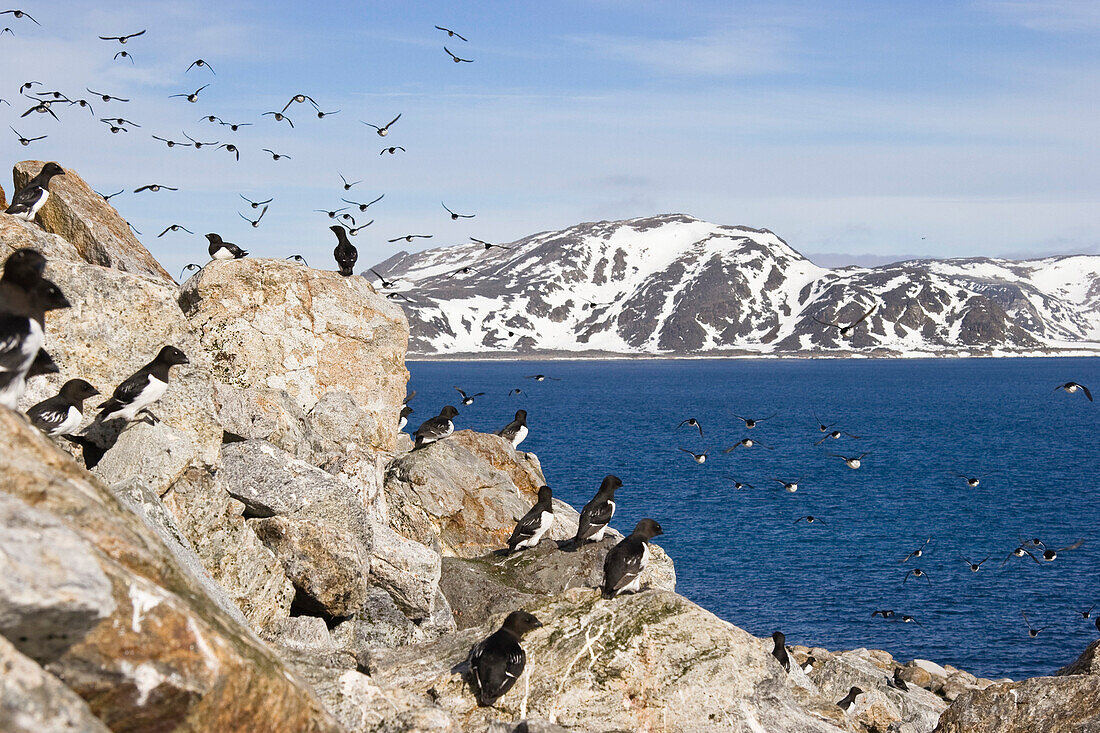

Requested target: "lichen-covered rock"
[
  {"left": 180, "top": 257, "right": 409, "bottom": 451},
  {"left": 383, "top": 430, "right": 553, "bottom": 557},
  {"left": 160, "top": 464, "right": 295, "bottom": 631},
  {"left": 0, "top": 408, "right": 341, "bottom": 731},
  {"left": 13, "top": 161, "right": 173, "bottom": 282},
  {"left": 0, "top": 493, "right": 115, "bottom": 664},
  {"left": 221, "top": 439, "right": 345, "bottom": 517},
  {"left": 367, "top": 589, "right": 849, "bottom": 732},
  {"left": 0, "top": 634, "right": 111, "bottom": 733},
  {"left": 934, "top": 675, "right": 1100, "bottom": 732},
  {"left": 439, "top": 537, "right": 676, "bottom": 630}
]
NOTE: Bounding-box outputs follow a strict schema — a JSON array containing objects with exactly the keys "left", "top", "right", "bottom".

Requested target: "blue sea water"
[{"left": 407, "top": 357, "right": 1099, "bottom": 680}]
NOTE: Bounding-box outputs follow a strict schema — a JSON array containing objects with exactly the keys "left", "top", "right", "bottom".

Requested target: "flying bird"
[
  {"left": 216, "top": 142, "right": 239, "bottom": 160},
  {"left": 902, "top": 568, "right": 930, "bottom": 584},
  {"left": 434, "top": 25, "right": 468, "bottom": 41},
  {"left": 771, "top": 478, "right": 801, "bottom": 493},
  {"left": 348, "top": 222, "right": 373, "bottom": 235},
  {"left": 723, "top": 438, "right": 774, "bottom": 451},
  {"left": 814, "top": 430, "right": 862, "bottom": 446},
  {"left": 388, "top": 234, "right": 432, "bottom": 243},
  {"left": 676, "top": 417, "right": 703, "bottom": 437},
  {"left": 902, "top": 538, "right": 932, "bottom": 562},
  {"left": 238, "top": 205, "right": 267, "bottom": 228},
  {"left": 961, "top": 556, "right": 990, "bottom": 572},
  {"left": 379, "top": 146, "right": 405, "bottom": 155},
  {"left": 794, "top": 515, "right": 825, "bottom": 524},
  {"left": 182, "top": 132, "right": 217, "bottom": 148},
  {"left": 1, "top": 9, "right": 38, "bottom": 24},
  {"left": 453, "top": 386, "right": 485, "bottom": 405},
  {"left": 734, "top": 413, "right": 776, "bottom": 429},
  {"left": 342, "top": 194, "right": 384, "bottom": 211},
  {"left": 262, "top": 148, "right": 290, "bottom": 161},
  {"left": 240, "top": 194, "right": 272, "bottom": 208},
  {"left": 280, "top": 93, "right": 317, "bottom": 113},
  {"left": 363, "top": 114, "right": 401, "bottom": 136},
  {"left": 812, "top": 304, "right": 877, "bottom": 337},
  {"left": 262, "top": 111, "right": 293, "bottom": 127},
  {"left": 679, "top": 448, "right": 708, "bottom": 464},
  {"left": 286, "top": 255, "right": 308, "bottom": 266},
  {"left": 179, "top": 264, "right": 201, "bottom": 279},
  {"left": 369, "top": 269, "right": 398, "bottom": 289},
  {"left": 10, "top": 126, "right": 45, "bottom": 146},
  {"left": 1041, "top": 539, "right": 1084, "bottom": 562},
  {"left": 445, "top": 46, "right": 473, "bottom": 63},
  {"left": 1022, "top": 611, "right": 1050, "bottom": 638},
  {"left": 339, "top": 173, "right": 361, "bottom": 190},
  {"left": 113, "top": 50, "right": 134, "bottom": 62},
  {"left": 470, "top": 237, "right": 510, "bottom": 251},
  {"left": 185, "top": 58, "right": 215, "bottom": 74},
  {"left": 157, "top": 224, "right": 193, "bottom": 237},
  {"left": 99, "top": 29, "right": 145, "bottom": 43},
  {"left": 1055, "top": 382, "right": 1092, "bottom": 401},
  {"left": 133, "top": 184, "right": 176, "bottom": 193},
  {"left": 169, "top": 84, "right": 209, "bottom": 103},
  {"left": 442, "top": 201, "right": 474, "bottom": 219},
  {"left": 829, "top": 452, "right": 870, "bottom": 469},
  {"left": 525, "top": 374, "right": 559, "bottom": 381},
  {"left": 87, "top": 88, "right": 128, "bottom": 102}
]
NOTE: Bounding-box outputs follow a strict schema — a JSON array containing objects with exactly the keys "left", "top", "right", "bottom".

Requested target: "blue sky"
[{"left": 0, "top": 0, "right": 1097, "bottom": 277}]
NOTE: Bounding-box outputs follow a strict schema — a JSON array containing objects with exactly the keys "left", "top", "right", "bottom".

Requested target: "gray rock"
[
  {"left": 1056, "top": 639, "right": 1100, "bottom": 676},
  {"left": 332, "top": 588, "right": 419, "bottom": 658},
  {"left": 306, "top": 389, "right": 380, "bottom": 466},
  {"left": 160, "top": 464, "right": 295, "bottom": 631},
  {"left": 92, "top": 421, "right": 198, "bottom": 499},
  {"left": 262, "top": 615, "right": 336, "bottom": 655},
  {"left": 369, "top": 523, "right": 441, "bottom": 619},
  {"left": 212, "top": 382, "right": 316, "bottom": 460},
  {"left": 0, "top": 634, "right": 111, "bottom": 733},
  {"left": 935, "top": 675, "right": 1100, "bottom": 732},
  {"left": 221, "top": 439, "right": 345, "bottom": 517},
  {"left": 0, "top": 494, "right": 115, "bottom": 664}
]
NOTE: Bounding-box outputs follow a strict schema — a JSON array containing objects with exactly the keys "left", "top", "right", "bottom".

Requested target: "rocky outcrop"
[
  {"left": 934, "top": 675, "right": 1100, "bottom": 732},
  {"left": 0, "top": 408, "right": 340, "bottom": 731},
  {"left": 0, "top": 216, "right": 81, "bottom": 263},
  {"left": 0, "top": 634, "right": 111, "bottom": 733},
  {"left": 1056, "top": 638, "right": 1100, "bottom": 676},
  {"left": 180, "top": 257, "right": 409, "bottom": 452},
  {"left": 13, "top": 161, "right": 174, "bottom": 282}
]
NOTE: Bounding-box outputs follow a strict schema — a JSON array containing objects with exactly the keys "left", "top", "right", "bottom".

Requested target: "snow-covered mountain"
[{"left": 369, "top": 214, "right": 1100, "bottom": 357}]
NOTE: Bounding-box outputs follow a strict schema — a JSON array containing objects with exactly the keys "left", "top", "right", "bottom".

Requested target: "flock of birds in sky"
[{"left": 1, "top": 9, "right": 1098, "bottom": 714}]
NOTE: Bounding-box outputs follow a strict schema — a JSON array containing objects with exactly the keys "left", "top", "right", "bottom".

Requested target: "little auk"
[
  {"left": 902, "top": 538, "right": 931, "bottom": 562},
  {"left": 26, "top": 379, "right": 99, "bottom": 436},
  {"left": 468, "top": 610, "right": 542, "bottom": 707},
  {"left": 837, "top": 686, "right": 863, "bottom": 711},
  {"left": 506, "top": 485, "right": 554, "bottom": 553},
  {"left": 1055, "top": 382, "right": 1092, "bottom": 401},
  {"left": 676, "top": 417, "right": 703, "bottom": 437},
  {"left": 497, "top": 409, "right": 528, "bottom": 449},
  {"left": 206, "top": 233, "right": 247, "bottom": 260},
  {"left": 771, "top": 631, "right": 791, "bottom": 672},
  {"left": 603, "top": 518, "right": 663, "bottom": 598},
  {"left": 4, "top": 161, "right": 64, "bottom": 221},
  {"left": 573, "top": 475, "right": 621, "bottom": 544},
  {"left": 735, "top": 412, "right": 775, "bottom": 429},
  {"left": 680, "top": 448, "right": 708, "bottom": 464},
  {"left": 95, "top": 346, "right": 189, "bottom": 424},
  {"left": 453, "top": 386, "right": 484, "bottom": 405},
  {"left": 413, "top": 405, "right": 458, "bottom": 448},
  {"left": 830, "top": 452, "right": 870, "bottom": 469},
  {"left": 330, "top": 224, "right": 357, "bottom": 276}
]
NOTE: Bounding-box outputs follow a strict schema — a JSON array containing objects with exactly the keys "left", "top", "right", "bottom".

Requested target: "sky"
[{"left": 0, "top": 0, "right": 1097, "bottom": 278}]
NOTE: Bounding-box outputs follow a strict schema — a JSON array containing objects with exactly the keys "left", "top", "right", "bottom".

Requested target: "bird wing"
[
  {"left": 414, "top": 416, "right": 450, "bottom": 439},
  {"left": 7, "top": 184, "right": 43, "bottom": 211},
  {"left": 851, "top": 304, "right": 877, "bottom": 326},
  {"left": 1082, "top": 385, "right": 1094, "bottom": 401},
  {"left": 507, "top": 505, "right": 547, "bottom": 547},
  {"left": 577, "top": 498, "right": 613, "bottom": 540},
  {"left": 1058, "top": 539, "right": 1085, "bottom": 552},
  {"left": 604, "top": 539, "right": 645, "bottom": 592}
]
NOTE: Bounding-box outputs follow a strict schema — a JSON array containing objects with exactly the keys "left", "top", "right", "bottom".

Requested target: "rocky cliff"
[{"left": 2, "top": 164, "right": 1096, "bottom": 732}]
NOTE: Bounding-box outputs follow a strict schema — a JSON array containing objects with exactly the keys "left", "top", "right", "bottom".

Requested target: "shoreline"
[{"left": 408, "top": 349, "right": 1100, "bottom": 362}]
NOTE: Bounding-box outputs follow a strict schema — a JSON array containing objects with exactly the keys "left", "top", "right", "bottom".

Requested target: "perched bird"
[
  {"left": 1055, "top": 382, "right": 1093, "bottom": 401},
  {"left": 5, "top": 161, "right": 64, "bottom": 221},
  {"left": 813, "top": 304, "right": 877, "bottom": 337},
  {"left": 770, "top": 632, "right": 791, "bottom": 672},
  {"left": 676, "top": 417, "right": 703, "bottom": 437},
  {"left": 1022, "top": 611, "right": 1049, "bottom": 638},
  {"left": 445, "top": 46, "right": 473, "bottom": 63},
  {"left": 185, "top": 58, "right": 215, "bottom": 74},
  {"left": 902, "top": 538, "right": 931, "bottom": 562},
  {"left": 814, "top": 430, "right": 861, "bottom": 446},
  {"left": 497, "top": 409, "right": 528, "bottom": 449},
  {"left": 887, "top": 668, "right": 909, "bottom": 692},
  {"left": 133, "top": 184, "right": 176, "bottom": 193},
  {"left": 1041, "top": 539, "right": 1084, "bottom": 562},
  {"left": 771, "top": 478, "right": 801, "bottom": 493},
  {"left": 679, "top": 448, "right": 708, "bottom": 464},
  {"left": 961, "top": 556, "right": 990, "bottom": 572},
  {"left": 468, "top": 611, "right": 542, "bottom": 707},
  {"left": 837, "top": 686, "right": 863, "bottom": 711},
  {"left": 734, "top": 413, "right": 775, "bottom": 429},
  {"left": 829, "top": 452, "right": 870, "bottom": 469},
  {"left": 363, "top": 114, "right": 401, "bottom": 136},
  {"left": 239, "top": 205, "right": 267, "bottom": 228},
  {"left": 388, "top": 233, "right": 432, "bottom": 243},
  {"left": 398, "top": 404, "right": 413, "bottom": 430},
  {"left": 724, "top": 437, "right": 774, "bottom": 451},
  {"left": 442, "top": 201, "right": 474, "bottom": 219},
  {"left": 871, "top": 609, "right": 896, "bottom": 618},
  {"left": 903, "top": 568, "right": 930, "bottom": 584},
  {"left": 414, "top": 405, "right": 459, "bottom": 448},
  {"left": 99, "top": 29, "right": 145, "bottom": 43},
  {"left": 206, "top": 233, "right": 247, "bottom": 260},
  {"left": 157, "top": 224, "right": 193, "bottom": 237},
  {"left": 574, "top": 475, "right": 621, "bottom": 544},
  {"left": 343, "top": 194, "right": 384, "bottom": 211},
  {"left": 169, "top": 84, "right": 209, "bottom": 103},
  {"left": 1, "top": 255, "right": 69, "bottom": 409},
  {"left": 603, "top": 518, "right": 663, "bottom": 598},
  {"left": 26, "top": 379, "right": 99, "bottom": 436},
  {"left": 330, "top": 224, "right": 357, "bottom": 276},
  {"left": 794, "top": 515, "right": 824, "bottom": 524},
  {"left": 507, "top": 485, "right": 555, "bottom": 553},
  {"left": 453, "top": 386, "right": 485, "bottom": 405},
  {"left": 95, "top": 346, "right": 189, "bottom": 424},
  {"left": 435, "top": 25, "right": 468, "bottom": 41}
]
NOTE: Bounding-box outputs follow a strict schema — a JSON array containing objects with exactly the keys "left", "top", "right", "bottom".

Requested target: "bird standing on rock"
[
  {"left": 771, "top": 631, "right": 791, "bottom": 672},
  {"left": 95, "top": 345, "right": 189, "bottom": 425},
  {"left": 5, "top": 161, "right": 65, "bottom": 221},
  {"left": 26, "top": 379, "right": 99, "bottom": 436},
  {"left": 0, "top": 250, "right": 70, "bottom": 409},
  {"left": 330, "top": 224, "right": 357, "bottom": 276},
  {"left": 497, "top": 409, "right": 528, "bottom": 450},
  {"left": 206, "top": 233, "right": 248, "bottom": 260},
  {"left": 603, "top": 518, "right": 663, "bottom": 598},
  {"left": 469, "top": 610, "right": 542, "bottom": 707},
  {"left": 507, "top": 485, "right": 555, "bottom": 553},
  {"left": 413, "top": 405, "right": 459, "bottom": 448},
  {"left": 574, "top": 475, "right": 621, "bottom": 545}
]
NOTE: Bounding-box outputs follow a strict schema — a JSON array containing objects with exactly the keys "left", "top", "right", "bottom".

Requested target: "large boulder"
[
  {"left": 13, "top": 161, "right": 174, "bottom": 282},
  {"left": 366, "top": 589, "right": 849, "bottom": 732},
  {"left": 180, "top": 257, "right": 409, "bottom": 452},
  {"left": 934, "top": 675, "right": 1100, "bottom": 732},
  {"left": 0, "top": 408, "right": 340, "bottom": 731},
  {"left": 0, "top": 217, "right": 80, "bottom": 263},
  {"left": 0, "top": 634, "right": 111, "bottom": 733}
]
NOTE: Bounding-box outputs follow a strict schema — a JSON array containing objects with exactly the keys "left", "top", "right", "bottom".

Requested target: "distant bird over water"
[
  {"left": 679, "top": 448, "right": 708, "bottom": 464},
  {"left": 734, "top": 413, "right": 775, "bottom": 429},
  {"left": 676, "top": 417, "right": 703, "bottom": 437},
  {"left": 1055, "top": 382, "right": 1092, "bottom": 401},
  {"left": 813, "top": 304, "right": 877, "bottom": 338}
]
